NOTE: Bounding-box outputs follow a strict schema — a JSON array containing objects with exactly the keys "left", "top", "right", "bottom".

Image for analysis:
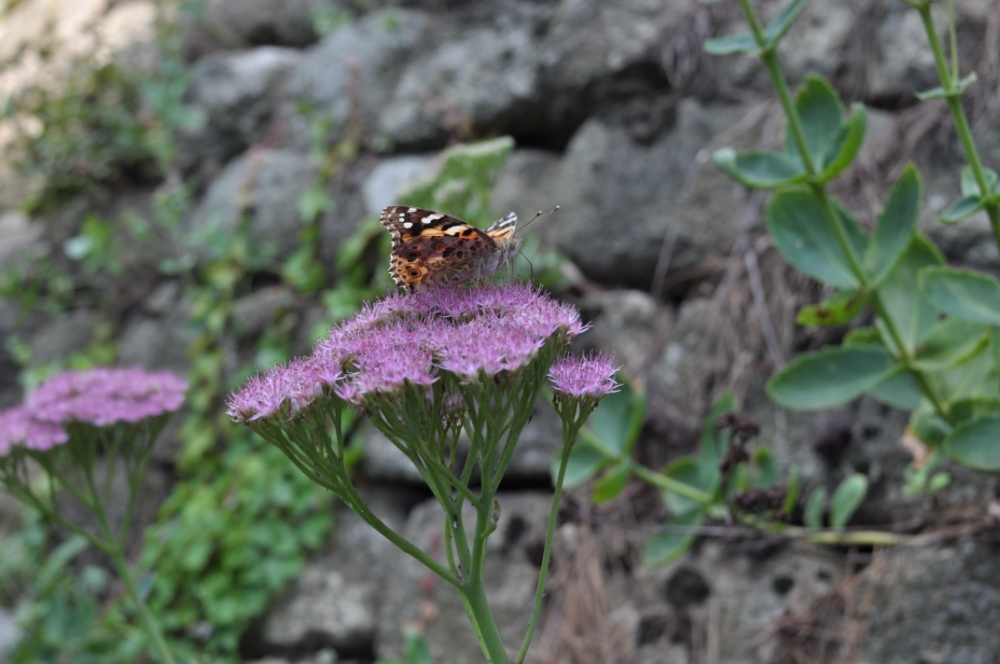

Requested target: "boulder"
[
  {"left": 180, "top": 47, "right": 302, "bottom": 176},
  {"left": 187, "top": 149, "right": 318, "bottom": 265},
  {"left": 278, "top": 10, "right": 431, "bottom": 151},
  {"left": 551, "top": 100, "right": 753, "bottom": 287}
]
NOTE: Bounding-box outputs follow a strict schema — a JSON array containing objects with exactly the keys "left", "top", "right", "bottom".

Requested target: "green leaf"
[
  {"left": 642, "top": 509, "right": 705, "bottom": 566},
  {"left": 865, "top": 164, "right": 921, "bottom": 283},
  {"left": 944, "top": 413, "right": 1000, "bottom": 470},
  {"left": 830, "top": 474, "right": 867, "bottom": 528},
  {"left": 948, "top": 397, "right": 1000, "bottom": 425},
  {"left": 593, "top": 459, "right": 633, "bottom": 504},
  {"left": 784, "top": 468, "right": 801, "bottom": 515},
  {"left": 296, "top": 184, "right": 333, "bottom": 223},
  {"left": 703, "top": 0, "right": 808, "bottom": 56},
  {"left": 762, "top": 0, "right": 810, "bottom": 46},
  {"left": 558, "top": 444, "right": 611, "bottom": 488},
  {"left": 712, "top": 148, "right": 806, "bottom": 188},
  {"left": 580, "top": 378, "right": 646, "bottom": 458},
  {"left": 816, "top": 103, "right": 867, "bottom": 181},
  {"left": 879, "top": 235, "right": 944, "bottom": 354},
  {"left": 785, "top": 76, "right": 844, "bottom": 168},
  {"left": 804, "top": 487, "right": 826, "bottom": 529},
  {"left": 842, "top": 326, "right": 882, "bottom": 348},
  {"left": 915, "top": 72, "right": 978, "bottom": 100},
  {"left": 992, "top": 326, "right": 1000, "bottom": 373},
  {"left": 704, "top": 31, "right": 759, "bottom": 56},
  {"left": 940, "top": 194, "right": 985, "bottom": 224},
  {"left": 796, "top": 289, "right": 869, "bottom": 326},
  {"left": 912, "top": 318, "right": 990, "bottom": 372},
  {"left": 920, "top": 266, "right": 1000, "bottom": 325},
  {"left": 767, "top": 345, "right": 899, "bottom": 410},
  {"left": 960, "top": 165, "right": 999, "bottom": 197},
  {"left": 909, "top": 408, "right": 950, "bottom": 449},
  {"left": 868, "top": 369, "right": 924, "bottom": 411},
  {"left": 751, "top": 447, "right": 778, "bottom": 488},
  {"left": 767, "top": 188, "right": 868, "bottom": 289},
  {"left": 661, "top": 457, "right": 719, "bottom": 515},
  {"left": 933, "top": 343, "right": 999, "bottom": 405}
]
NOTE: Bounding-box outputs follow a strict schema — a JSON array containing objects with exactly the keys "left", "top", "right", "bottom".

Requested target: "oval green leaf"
[
  {"left": 830, "top": 474, "right": 868, "bottom": 528},
  {"left": 940, "top": 194, "right": 984, "bottom": 224},
  {"left": 816, "top": 103, "right": 867, "bottom": 181},
  {"left": 767, "top": 188, "right": 868, "bottom": 289},
  {"left": 797, "top": 289, "right": 869, "bottom": 326},
  {"left": 713, "top": 148, "right": 806, "bottom": 188},
  {"left": 880, "top": 236, "right": 944, "bottom": 354},
  {"left": 592, "top": 459, "right": 632, "bottom": 504},
  {"left": 804, "top": 487, "right": 826, "bottom": 529},
  {"left": 767, "top": 345, "right": 899, "bottom": 410},
  {"left": 865, "top": 163, "right": 921, "bottom": 283},
  {"left": 920, "top": 266, "right": 1000, "bottom": 325},
  {"left": 944, "top": 413, "right": 1000, "bottom": 471},
  {"left": 785, "top": 76, "right": 844, "bottom": 167},
  {"left": 642, "top": 509, "right": 705, "bottom": 566}
]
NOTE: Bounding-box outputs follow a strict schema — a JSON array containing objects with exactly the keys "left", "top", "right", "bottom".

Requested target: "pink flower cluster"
[
  {"left": 0, "top": 367, "right": 188, "bottom": 455},
  {"left": 0, "top": 406, "right": 68, "bottom": 455},
  {"left": 548, "top": 352, "right": 621, "bottom": 399},
  {"left": 228, "top": 283, "right": 590, "bottom": 420}
]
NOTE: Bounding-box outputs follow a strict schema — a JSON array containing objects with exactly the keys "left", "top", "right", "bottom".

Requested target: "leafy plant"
[
  {"left": 706, "top": 0, "right": 1000, "bottom": 485},
  {"left": 559, "top": 380, "right": 872, "bottom": 565}
]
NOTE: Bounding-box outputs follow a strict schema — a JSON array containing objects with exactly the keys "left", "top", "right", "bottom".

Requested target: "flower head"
[
  {"left": 0, "top": 405, "right": 69, "bottom": 454},
  {"left": 548, "top": 352, "right": 621, "bottom": 399},
  {"left": 233, "top": 282, "right": 591, "bottom": 416},
  {"left": 27, "top": 368, "right": 188, "bottom": 428}
]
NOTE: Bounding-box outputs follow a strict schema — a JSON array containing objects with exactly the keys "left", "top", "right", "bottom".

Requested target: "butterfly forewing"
[{"left": 380, "top": 206, "right": 519, "bottom": 292}]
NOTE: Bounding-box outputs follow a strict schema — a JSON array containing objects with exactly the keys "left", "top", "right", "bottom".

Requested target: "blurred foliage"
[{"left": 0, "top": 0, "right": 567, "bottom": 659}]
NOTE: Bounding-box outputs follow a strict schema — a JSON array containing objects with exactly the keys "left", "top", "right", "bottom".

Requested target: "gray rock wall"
[{"left": 3, "top": 1, "right": 1000, "bottom": 663}]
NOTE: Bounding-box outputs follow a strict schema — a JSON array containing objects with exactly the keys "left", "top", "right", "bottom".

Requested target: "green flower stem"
[
  {"left": 737, "top": 0, "right": 951, "bottom": 420},
  {"left": 107, "top": 545, "right": 178, "bottom": 664},
  {"left": 631, "top": 464, "right": 714, "bottom": 504},
  {"left": 458, "top": 578, "right": 510, "bottom": 664},
  {"left": 515, "top": 415, "right": 586, "bottom": 664},
  {"left": 913, "top": 1, "right": 1000, "bottom": 247},
  {"left": 28, "top": 452, "right": 179, "bottom": 664},
  {"left": 334, "top": 457, "right": 461, "bottom": 588}
]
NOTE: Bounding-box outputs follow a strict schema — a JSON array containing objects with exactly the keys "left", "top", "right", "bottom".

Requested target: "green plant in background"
[
  {"left": 560, "top": 380, "right": 881, "bottom": 565},
  {"left": 706, "top": 0, "right": 1000, "bottom": 487}
]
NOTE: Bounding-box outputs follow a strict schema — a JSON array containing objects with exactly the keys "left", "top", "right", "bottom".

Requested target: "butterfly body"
[{"left": 380, "top": 206, "right": 523, "bottom": 292}]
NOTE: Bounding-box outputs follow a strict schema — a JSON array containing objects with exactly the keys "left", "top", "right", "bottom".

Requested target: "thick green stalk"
[
  {"left": 460, "top": 482, "right": 510, "bottom": 664},
  {"left": 914, "top": 2, "right": 1000, "bottom": 247}
]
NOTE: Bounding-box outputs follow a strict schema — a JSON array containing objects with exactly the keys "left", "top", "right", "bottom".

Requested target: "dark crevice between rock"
[{"left": 241, "top": 623, "right": 378, "bottom": 664}]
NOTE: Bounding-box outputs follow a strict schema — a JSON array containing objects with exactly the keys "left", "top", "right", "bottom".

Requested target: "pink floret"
[
  {"left": 0, "top": 405, "right": 69, "bottom": 454},
  {"left": 548, "top": 352, "right": 621, "bottom": 399},
  {"left": 27, "top": 368, "right": 188, "bottom": 428}
]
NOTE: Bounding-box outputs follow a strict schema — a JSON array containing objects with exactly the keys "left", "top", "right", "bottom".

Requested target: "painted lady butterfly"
[{"left": 379, "top": 206, "right": 524, "bottom": 292}]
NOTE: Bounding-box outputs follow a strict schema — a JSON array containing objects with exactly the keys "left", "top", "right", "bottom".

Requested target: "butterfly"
[{"left": 379, "top": 206, "right": 526, "bottom": 292}]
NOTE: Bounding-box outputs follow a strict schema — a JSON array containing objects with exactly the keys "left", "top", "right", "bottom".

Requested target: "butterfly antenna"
[{"left": 513, "top": 205, "right": 559, "bottom": 239}]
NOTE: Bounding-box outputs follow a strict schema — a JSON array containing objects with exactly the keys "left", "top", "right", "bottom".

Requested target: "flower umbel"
[
  {"left": 227, "top": 281, "right": 615, "bottom": 664},
  {"left": 0, "top": 405, "right": 68, "bottom": 454},
  {"left": 549, "top": 352, "right": 621, "bottom": 400},
  {"left": 28, "top": 367, "right": 188, "bottom": 427},
  {"left": 0, "top": 366, "right": 187, "bottom": 664}
]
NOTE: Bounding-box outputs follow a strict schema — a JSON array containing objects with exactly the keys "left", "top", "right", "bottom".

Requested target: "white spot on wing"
[{"left": 403, "top": 222, "right": 413, "bottom": 229}]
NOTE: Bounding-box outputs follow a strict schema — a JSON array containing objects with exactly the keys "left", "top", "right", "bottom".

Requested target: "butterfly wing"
[{"left": 380, "top": 206, "right": 500, "bottom": 292}]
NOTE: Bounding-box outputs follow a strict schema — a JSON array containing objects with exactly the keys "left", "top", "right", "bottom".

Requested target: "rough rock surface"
[
  {"left": 854, "top": 540, "right": 1000, "bottom": 664},
  {"left": 375, "top": 492, "right": 551, "bottom": 663}
]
